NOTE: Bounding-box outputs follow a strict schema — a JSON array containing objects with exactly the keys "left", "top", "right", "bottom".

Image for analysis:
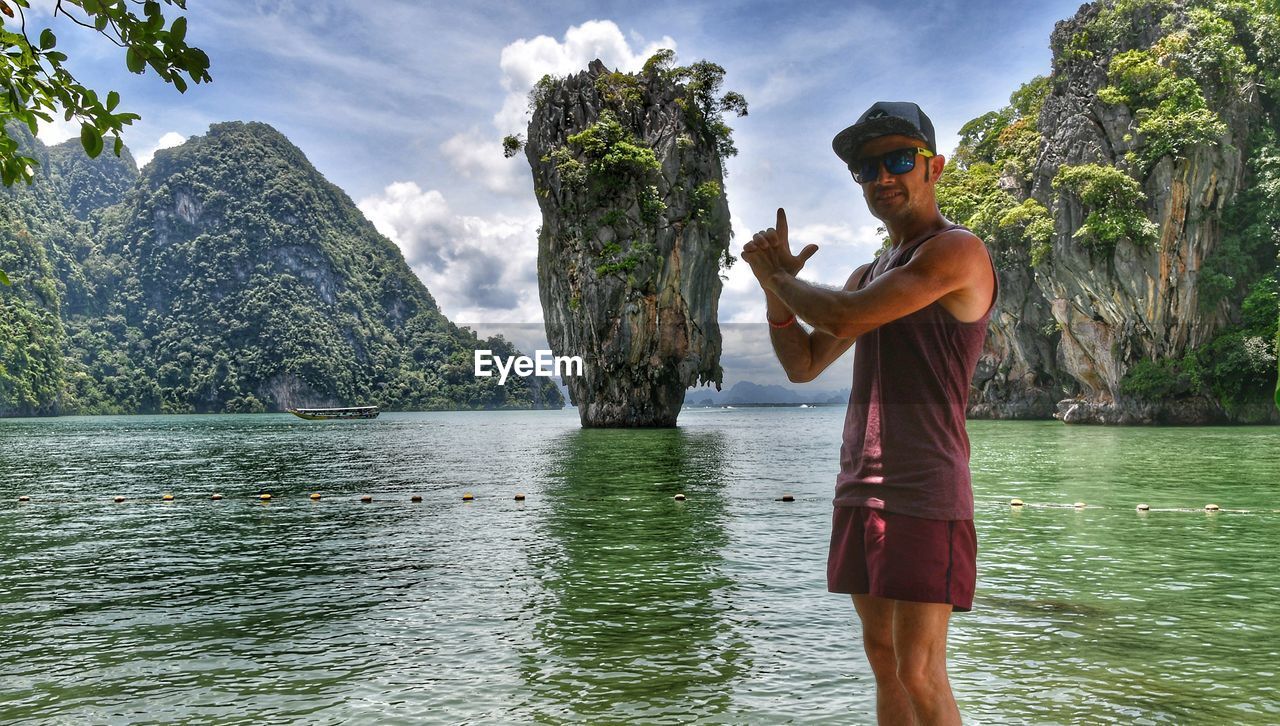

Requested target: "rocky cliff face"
[
  {"left": 523, "top": 57, "right": 740, "bottom": 427},
  {"left": 968, "top": 0, "right": 1280, "bottom": 424}
]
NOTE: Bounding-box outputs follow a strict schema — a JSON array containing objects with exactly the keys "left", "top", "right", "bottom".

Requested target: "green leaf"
[
  {"left": 126, "top": 47, "right": 144, "bottom": 73},
  {"left": 80, "top": 123, "right": 104, "bottom": 158},
  {"left": 39, "top": 29, "right": 56, "bottom": 50},
  {"left": 170, "top": 16, "right": 187, "bottom": 43},
  {"left": 113, "top": 135, "right": 123, "bottom": 156},
  {"left": 172, "top": 75, "right": 187, "bottom": 93},
  {"left": 94, "top": 13, "right": 108, "bottom": 31},
  {"left": 107, "top": 90, "right": 119, "bottom": 111},
  {"left": 0, "top": 269, "right": 10, "bottom": 286},
  {"left": 183, "top": 47, "right": 209, "bottom": 74}
]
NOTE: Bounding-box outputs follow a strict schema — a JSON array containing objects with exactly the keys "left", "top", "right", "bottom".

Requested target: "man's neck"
[{"left": 885, "top": 209, "right": 949, "bottom": 248}]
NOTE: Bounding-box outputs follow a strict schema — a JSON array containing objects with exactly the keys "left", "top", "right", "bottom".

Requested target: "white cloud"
[
  {"left": 136, "top": 131, "right": 188, "bottom": 167},
  {"left": 430, "top": 21, "right": 677, "bottom": 203},
  {"left": 494, "top": 20, "right": 677, "bottom": 135},
  {"left": 357, "top": 181, "right": 543, "bottom": 324},
  {"left": 34, "top": 117, "right": 78, "bottom": 146},
  {"left": 439, "top": 127, "right": 530, "bottom": 196},
  {"left": 791, "top": 222, "right": 886, "bottom": 254},
  {"left": 721, "top": 215, "right": 886, "bottom": 324}
]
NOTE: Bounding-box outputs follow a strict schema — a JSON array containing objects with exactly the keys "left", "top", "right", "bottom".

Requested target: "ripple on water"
[{"left": 1, "top": 412, "right": 1278, "bottom": 722}]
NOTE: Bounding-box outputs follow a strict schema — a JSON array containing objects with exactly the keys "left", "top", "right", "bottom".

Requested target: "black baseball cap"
[{"left": 832, "top": 101, "right": 937, "bottom": 164}]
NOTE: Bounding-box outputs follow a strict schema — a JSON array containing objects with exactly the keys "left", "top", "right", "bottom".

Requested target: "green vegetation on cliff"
[
  {"left": 936, "top": 76, "right": 1053, "bottom": 267},
  {"left": 1052, "top": 163, "right": 1158, "bottom": 253},
  {"left": 511, "top": 52, "right": 745, "bottom": 276},
  {"left": 1120, "top": 273, "right": 1277, "bottom": 410}
]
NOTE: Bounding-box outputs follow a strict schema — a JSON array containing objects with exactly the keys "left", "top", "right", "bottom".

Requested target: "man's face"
[{"left": 853, "top": 134, "right": 943, "bottom": 223}]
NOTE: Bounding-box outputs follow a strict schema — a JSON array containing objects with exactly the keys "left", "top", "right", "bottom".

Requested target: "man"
[{"left": 740, "top": 101, "right": 997, "bottom": 725}]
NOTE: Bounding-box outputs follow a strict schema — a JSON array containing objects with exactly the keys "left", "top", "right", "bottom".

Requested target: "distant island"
[{"left": 684, "top": 380, "right": 849, "bottom": 407}]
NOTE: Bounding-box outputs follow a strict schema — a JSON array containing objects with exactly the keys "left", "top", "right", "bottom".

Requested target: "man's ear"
[{"left": 929, "top": 154, "right": 945, "bottom": 183}]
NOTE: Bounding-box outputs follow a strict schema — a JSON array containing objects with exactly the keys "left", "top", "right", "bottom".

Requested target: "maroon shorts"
[{"left": 827, "top": 505, "right": 977, "bottom": 612}]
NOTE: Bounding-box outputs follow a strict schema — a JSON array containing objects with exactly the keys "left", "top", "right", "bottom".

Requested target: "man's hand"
[{"left": 742, "top": 208, "right": 818, "bottom": 291}]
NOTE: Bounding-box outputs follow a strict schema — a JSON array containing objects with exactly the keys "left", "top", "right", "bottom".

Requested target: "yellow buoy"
[
  {"left": 514, "top": 493, "right": 526, "bottom": 501},
  {"left": 113, "top": 496, "right": 125, "bottom": 503},
  {"left": 1205, "top": 503, "right": 1221, "bottom": 512},
  {"left": 259, "top": 493, "right": 272, "bottom": 501},
  {"left": 674, "top": 493, "right": 687, "bottom": 501},
  {"left": 211, "top": 493, "right": 223, "bottom": 501},
  {"left": 410, "top": 495, "right": 423, "bottom": 503},
  {"left": 162, "top": 493, "right": 174, "bottom": 502},
  {"left": 360, "top": 495, "right": 373, "bottom": 503},
  {"left": 1136, "top": 503, "right": 1151, "bottom": 511},
  {"left": 462, "top": 493, "right": 475, "bottom": 501},
  {"left": 1009, "top": 498, "right": 1024, "bottom": 507},
  {"left": 309, "top": 492, "right": 321, "bottom": 500},
  {"left": 1074, "top": 501, "right": 1086, "bottom": 509},
  {"left": 780, "top": 494, "right": 795, "bottom": 502}
]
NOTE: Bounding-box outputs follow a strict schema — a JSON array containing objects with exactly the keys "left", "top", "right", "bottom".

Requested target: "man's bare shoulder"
[
  {"left": 916, "top": 227, "right": 988, "bottom": 261},
  {"left": 909, "top": 228, "right": 990, "bottom": 279},
  {"left": 912, "top": 227, "right": 995, "bottom": 321}
]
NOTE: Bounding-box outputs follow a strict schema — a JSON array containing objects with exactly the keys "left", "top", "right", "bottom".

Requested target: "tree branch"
[{"left": 53, "top": 0, "right": 127, "bottom": 48}]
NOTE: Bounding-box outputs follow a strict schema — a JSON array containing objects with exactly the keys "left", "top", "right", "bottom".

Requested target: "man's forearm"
[
  {"left": 767, "top": 271, "right": 863, "bottom": 339},
  {"left": 765, "top": 291, "right": 817, "bottom": 382}
]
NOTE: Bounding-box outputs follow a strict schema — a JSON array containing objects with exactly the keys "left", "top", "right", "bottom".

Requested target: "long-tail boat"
[{"left": 286, "top": 406, "right": 380, "bottom": 420}]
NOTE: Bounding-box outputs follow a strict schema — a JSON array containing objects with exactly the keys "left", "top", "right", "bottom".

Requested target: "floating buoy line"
[
  {"left": 996, "top": 498, "right": 1264, "bottom": 514},
  {"left": 9, "top": 493, "right": 1273, "bottom": 514},
  {"left": 9, "top": 491, "right": 553, "bottom": 506}
]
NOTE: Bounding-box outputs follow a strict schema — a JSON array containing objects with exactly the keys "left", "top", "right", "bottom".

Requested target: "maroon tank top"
[{"left": 834, "top": 223, "right": 998, "bottom": 520}]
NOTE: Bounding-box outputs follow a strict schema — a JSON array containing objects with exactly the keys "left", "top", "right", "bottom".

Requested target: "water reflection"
[
  {"left": 520, "top": 427, "right": 749, "bottom": 722},
  {"left": 0, "top": 495, "right": 385, "bottom": 721}
]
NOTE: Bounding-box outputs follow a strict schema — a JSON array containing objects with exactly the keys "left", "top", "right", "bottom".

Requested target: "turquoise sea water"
[{"left": 1, "top": 408, "right": 1278, "bottom": 724}]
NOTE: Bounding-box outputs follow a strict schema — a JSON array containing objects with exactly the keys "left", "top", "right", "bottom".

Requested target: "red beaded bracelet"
[{"left": 768, "top": 313, "right": 797, "bottom": 329}]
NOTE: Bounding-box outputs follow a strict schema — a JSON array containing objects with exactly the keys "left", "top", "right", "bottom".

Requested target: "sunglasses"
[{"left": 849, "top": 147, "right": 935, "bottom": 184}]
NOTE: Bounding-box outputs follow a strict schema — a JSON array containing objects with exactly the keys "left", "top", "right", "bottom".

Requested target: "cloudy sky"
[{"left": 29, "top": 0, "right": 1083, "bottom": 389}]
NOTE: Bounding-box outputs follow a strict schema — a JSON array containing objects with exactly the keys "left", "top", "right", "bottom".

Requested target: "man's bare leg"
[
  {"left": 893, "top": 600, "right": 961, "bottom": 725},
  {"left": 852, "top": 594, "right": 914, "bottom": 725}
]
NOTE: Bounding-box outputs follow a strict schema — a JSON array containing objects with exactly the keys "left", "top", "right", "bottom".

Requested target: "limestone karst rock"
[
  {"left": 962, "top": 0, "right": 1280, "bottom": 424},
  {"left": 522, "top": 56, "right": 744, "bottom": 427}
]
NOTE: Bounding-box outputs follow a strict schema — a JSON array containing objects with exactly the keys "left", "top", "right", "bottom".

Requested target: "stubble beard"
[{"left": 867, "top": 190, "right": 913, "bottom": 225}]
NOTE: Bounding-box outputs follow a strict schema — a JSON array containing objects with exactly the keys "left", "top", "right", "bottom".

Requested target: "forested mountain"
[{"left": 0, "top": 121, "right": 563, "bottom": 415}]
